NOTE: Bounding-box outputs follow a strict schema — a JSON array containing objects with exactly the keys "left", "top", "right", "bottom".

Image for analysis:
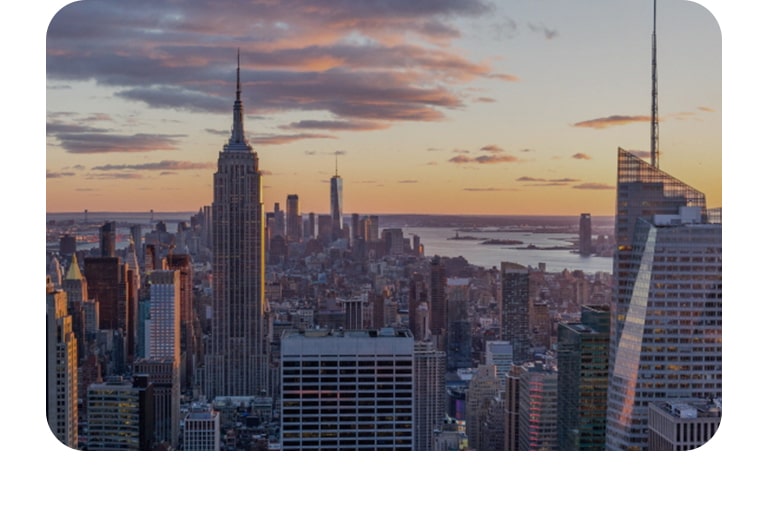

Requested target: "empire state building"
[{"left": 205, "top": 54, "right": 268, "bottom": 399}]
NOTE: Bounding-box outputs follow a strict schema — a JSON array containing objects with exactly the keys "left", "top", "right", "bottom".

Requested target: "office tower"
[
  {"left": 511, "top": 362, "right": 559, "bottom": 451},
  {"left": 350, "top": 213, "right": 360, "bottom": 245},
  {"left": 317, "top": 214, "right": 332, "bottom": 243},
  {"left": 342, "top": 297, "right": 365, "bottom": 330},
  {"left": 465, "top": 364, "right": 501, "bottom": 450},
  {"left": 207, "top": 54, "right": 268, "bottom": 399},
  {"left": 330, "top": 167, "right": 343, "bottom": 240},
  {"left": 48, "top": 255, "right": 63, "bottom": 289},
  {"left": 285, "top": 194, "right": 301, "bottom": 242},
  {"left": 429, "top": 256, "right": 447, "bottom": 340},
  {"left": 83, "top": 256, "right": 130, "bottom": 373},
  {"left": 183, "top": 404, "right": 221, "bottom": 451},
  {"left": 166, "top": 254, "right": 199, "bottom": 393},
  {"left": 412, "top": 234, "right": 422, "bottom": 256},
  {"left": 305, "top": 212, "right": 316, "bottom": 240},
  {"left": 606, "top": 149, "right": 721, "bottom": 451},
  {"left": 446, "top": 278, "right": 472, "bottom": 371},
  {"left": 271, "top": 202, "right": 285, "bottom": 239},
  {"left": 134, "top": 270, "right": 181, "bottom": 447},
  {"left": 485, "top": 341, "right": 515, "bottom": 380},
  {"left": 500, "top": 262, "right": 531, "bottom": 364},
  {"left": 99, "top": 221, "right": 116, "bottom": 258},
  {"left": 647, "top": 399, "right": 722, "bottom": 451},
  {"left": 408, "top": 273, "right": 428, "bottom": 338},
  {"left": 381, "top": 228, "right": 404, "bottom": 255},
  {"left": 556, "top": 304, "right": 610, "bottom": 451},
  {"left": 46, "top": 280, "right": 78, "bottom": 449},
  {"left": 579, "top": 213, "right": 592, "bottom": 256},
  {"left": 86, "top": 375, "right": 154, "bottom": 450},
  {"left": 280, "top": 328, "right": 415, "bottom": 450},
  {"left": 413, "top": 341, "right": 446, "bottom": 451},
  {"left": 59, "top": 234, "right": 76, "bottom": 258}
]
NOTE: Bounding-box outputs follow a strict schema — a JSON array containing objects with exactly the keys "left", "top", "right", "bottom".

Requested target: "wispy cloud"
[
  {"left": 91, "top": 160, "right": 213, "bottom": 172},
  {"left": 573, "top": 115, "right": 650, "bottom": 129},
  {"left": 572, "top": 182, "right": 614, "bottom": 190},
  {"left": 449, "top": 154, "right": 519, "bottom": 164},
  {"left": 250, "top": 133, "right": 337, "bottom": 145},
  {"left": 398, "top": 180, "right": 419, "bottom": 184},
  {"left": 463, "top": 187, "right": 517, "bottom": 192},
  {"left": 527, "top": 22, "right": 559, "bottom": 40},
  {"left": 480, "top": 144, "right": 504, "bottom": 153},
  {"left": 284, "top": 119, "right": 387, "bottom": 131},
  {"left": 571, "top": 152, "right": 591, "bottom": 160},
  {"left": 517, "top": 176, "right": 579, "bottom": 186}
]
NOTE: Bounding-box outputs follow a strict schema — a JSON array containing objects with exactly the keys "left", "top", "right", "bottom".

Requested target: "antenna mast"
[{"left": 651, "top": 0, "right": 659, "bottom": 168}]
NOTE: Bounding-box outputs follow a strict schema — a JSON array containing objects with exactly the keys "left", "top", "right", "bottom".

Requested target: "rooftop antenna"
[
  {"left": 335, "top": 152, "right": 339, "bottom": 177},
  {"left": 651, "top": 0, "right": 659, "bottom": 168}
]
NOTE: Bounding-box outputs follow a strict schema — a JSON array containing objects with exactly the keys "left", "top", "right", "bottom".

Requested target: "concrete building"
[
  {"left": 280, "top": 328, "right": 414, "bottom": 450},
  {"left": 183, "top": 403, "right": 221, "bottom": 451},
  {"left": 46, "top": 279, "right": 78, "bottom": 449},
  {"left": 86, "top": 375, "right": 154, "bottom": 450},
  {"left": 508, "top": 361, "right": 558, "bottom": 451},
  {"left": 647, "top": 399, "right": 722, "bottom": 451},
  {"left": 500, "top": 262, "right": 531, "bottom": 364},
  {"left": 465, "top": 365, "right": 501, "bottom": 450},
  {"left": 413, "top": 340, "right": 446, "bottom": 451},
  {"left": 206, "top": 54, "right": 268, "bottom": 399},
  {"left": 485, "top": 341, "right": 515, "bottom": 380}
]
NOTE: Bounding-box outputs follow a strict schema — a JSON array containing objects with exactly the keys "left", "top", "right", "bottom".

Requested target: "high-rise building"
[
  {"left": 166, "top": 254, "right": 199, "bottom": 393},
  {"left": 511, "top": 361, "right": 559, "bottom": 451},
  {"left": 606, "top": 149, "right": 722, "bottom": 450},
  {"left": 429, "top": 256, "right": 447, "bottom": 339},
  {"left": 135, "top": 270, "right": 181, "bottom": 447},
  {"left": 183, "top": 403, "right": 221, "bottom": 451},
  {"left": 579, "top": 213, "right": 592, "bottom": 256},
  {"left": 280, "top": 328, "right": 415, "bottom": 450},
  {"left": 557, "top": 304, "right": 610, "bottom": 451},
  {"left": 446, "top": 278, "right": 472, "bottom": 371},
  {"left": 485, "top": 341, "right": 515, "bottom": 380},
  {"left": 330, "top": 168, "right": 343, "bottom": 240},
  {"left": 465, "top": 364, "right": 501, "bottom": 450},
  {"left": 500, "top": 262, "right": 531, "bottom": 364},
  {"left": 86, "top": 375, "right": 154, "bottom": 450},
  {"left": 46, "top": 279, "right": 78, "bottom": 449},
  {"left": 285, "top": 194, "right": 301, "bottom": 242},
  {"left": 647, "top": 399, "right": 722, "bottom": 451},
  {"left": 99, "top": 221, "right": 116, "bottom": 258},
  {"left": 84, "top": 256, "right": 130, "bottom": 373},
  {"left": 206, "top": 54, "right": 268, "bottom": 399},
  {"left": 413, "top": 340, "right": 446, "bottom": 451}
]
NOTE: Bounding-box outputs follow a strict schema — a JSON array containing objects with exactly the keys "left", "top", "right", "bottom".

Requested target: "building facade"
[
  {"left": 500, "top": 262, "right": 531, "bottom": 364},
  {"left": 557, "top": 304, "right": 610, "bottom": 451},
  {"left": 606, "top": 149, "right": 722, "bottom": 450},
  {"left": 206, "top": 55, "right": 268, "bottom": 399},
  {"left": 280, "top": 328, "right": 415, "bottom": 450}
]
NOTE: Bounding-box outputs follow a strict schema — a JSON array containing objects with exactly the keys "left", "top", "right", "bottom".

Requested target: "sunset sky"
[{"left": 45, "top": 0, "right": 722, "bottom": 216}]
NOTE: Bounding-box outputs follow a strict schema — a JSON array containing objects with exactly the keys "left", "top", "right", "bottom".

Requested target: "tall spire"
[
  {"left": 228, "top": 48, "right": 247, "bottom": 148},
  {"left": 650, "top": 0, "right": 659, "bottom": 169}
]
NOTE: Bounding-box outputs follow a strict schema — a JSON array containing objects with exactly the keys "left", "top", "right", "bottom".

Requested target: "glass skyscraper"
[{"left": 605, "top": 148, "right": 722, "bottom": 450}]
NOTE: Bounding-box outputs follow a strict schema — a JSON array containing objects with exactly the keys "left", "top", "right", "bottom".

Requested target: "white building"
[
  {"left": 183, "top": 404, "right": 221, "bottom": 451},
  {"left": 280, "top": 328, "right": 415, "bottom": 450}
]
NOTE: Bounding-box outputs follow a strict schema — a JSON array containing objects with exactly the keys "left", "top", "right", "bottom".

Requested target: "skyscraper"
[
  {"left": 285, "top": 194, "right": 301, "bottom": 242},
  {"left": 280, "top": 328, "right": 415, "bottom": 450},
  {"left": 557, "top": 304, "right": 610, "bottom": 451},
  {"left": 206, "top": 53, "right": 267, "bottom": 399},
  {"left": 46, "top": 279, "right": 78, "bottom": 449},
  {"left": 99, "top": 221, "right": 116, "bottom": 258},
  {"left": 429, "top": 256, "right": 447, "bottom": 340},
  {"left": 605, "top": 149, "right": 721, "bottom": 450},
  {"left": 579, "top": 213, "right": 592, "bottom": 256},
  {"left": 413, "top": 340, "right": 446, "bottom": 451},
  {"left": 500, "top": 262, "right": 531, "bottom": 364},
  {"left": 330, "top": 166, "right": 343, "bottom": 240}
]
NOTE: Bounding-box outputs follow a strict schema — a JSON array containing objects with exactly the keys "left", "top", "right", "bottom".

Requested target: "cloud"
[
  {"left": 85, "top": 173, "right": 144, "bottom": 180},
  {"left": 46, "top": 0, "right": 506, "bottom": 128},
  {"left": 571, "top": 152, "right": 591, "bottom": 160},
  {"left": 46, "top": 171, "right": 77, "bottom": 179},
  {"left": 285, "top": 119, "right": 387, "bottom": 131},
  {"left": 250, "top": 133, "right": 337, "bottom": 145},
  {"left": 573, "top": 115, "right": 650, "bottom": 129},
  {"left": 398, "top": 180, "right": 419, "bottom": 183},
  {"left": 572, "top": 182, "right": 614, "bottom": 190},
  {"left": 463, "top": 187, "right": 517, "bottom": 192},
  {"left": 517, "top": 176, "right": 580, "bottom": 186},
  {"left": 449, "top": 154, "right": 518, "bottom": 164},
  {"left": 698, "top": 106, "right": 716, "bottom": 113},
  {"left": 91, "top": 160, "right": 213, "bottom": 172},
  {"left": 527, "top": 22, "right": 559, "bottom": 40},
  {"left": 480, "top": 144, "right": 504, "bottom": 153}
]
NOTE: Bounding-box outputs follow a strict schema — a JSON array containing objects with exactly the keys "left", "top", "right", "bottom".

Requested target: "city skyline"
[{"left": 46, "top": 0, "right": 721, "bottom": 216}]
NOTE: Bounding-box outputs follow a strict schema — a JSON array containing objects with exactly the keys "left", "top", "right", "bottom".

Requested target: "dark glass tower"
[
  {"left": 206, "top": 53, "right": 267, "bottom": 399},
  {"left": 330, "top": 170, "right": 343, "bottom": 240}
]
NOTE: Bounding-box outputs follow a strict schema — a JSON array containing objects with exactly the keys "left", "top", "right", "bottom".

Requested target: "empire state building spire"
[{"left": 227, "top": 49, "right": 249, "bottom": 150}]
